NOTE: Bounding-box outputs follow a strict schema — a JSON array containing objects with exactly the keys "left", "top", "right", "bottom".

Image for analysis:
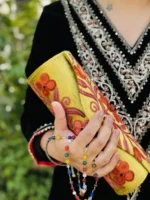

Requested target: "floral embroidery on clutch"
[
  {"left": 35, "top": 73, "right": 56, "bottom": 97},
  {"left": 28, "top": 51, "right": 150, "bottom": 195},
  {"left": 111, "top": 161, "right": 134, "bottom": 185}
]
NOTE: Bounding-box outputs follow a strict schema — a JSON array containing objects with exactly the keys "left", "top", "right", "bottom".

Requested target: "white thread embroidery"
[
  {"left": 69, "top": 0, "right": 150, "bottom": 103},
  {"left": 93, "top": 0, "right": 150, "bottom": 54},
  {"left": 61, "top": 1, "right": 150, "bottom": 199}
]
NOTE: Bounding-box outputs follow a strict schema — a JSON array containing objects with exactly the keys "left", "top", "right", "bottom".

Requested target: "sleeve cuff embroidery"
[{"left": 28, "top": 123, "right": 57, "bottom": 167}]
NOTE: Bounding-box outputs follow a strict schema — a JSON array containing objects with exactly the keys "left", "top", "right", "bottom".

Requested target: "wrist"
[
  {"left": 40, "top": 130, "right": 64, "bottom": 164},
  {"left": 40, "top": 130, "right": 54, "bottom": 152}
]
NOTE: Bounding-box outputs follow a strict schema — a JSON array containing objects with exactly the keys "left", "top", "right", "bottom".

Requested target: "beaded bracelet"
[
  {"left": 64, "top": 141, "right": 99, "bottom": 200},
  {"left": 46, "top": 134, "right": 100, "bottom": 200},
  {"left": 33, "top": 123, "right": 63, "bottom": 167},
  {"left": 45, "top": 135, "right": 76, "bottom": 166},
  {"left": 45, "top": 135, "right": 66, "bottom": 167},
  {"left": 79, "top": 147, "right": 88, "bottom": 197}
]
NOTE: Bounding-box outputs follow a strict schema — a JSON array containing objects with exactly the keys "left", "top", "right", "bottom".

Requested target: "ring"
[
  {"left": 93, "top": 173, "right": 98, "bottom": 179},
  {"left": 92, "top": 159, "right": 97, "bottom": 169}
]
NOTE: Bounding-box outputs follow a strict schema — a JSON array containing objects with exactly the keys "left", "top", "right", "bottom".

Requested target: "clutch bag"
[{"left": 28, "top": 51, "right": 150, "bottom": 195}]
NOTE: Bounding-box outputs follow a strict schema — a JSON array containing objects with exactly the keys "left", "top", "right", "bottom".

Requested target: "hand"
[{"left": 47, "top": 101, "right": 120, "bottom": 177}]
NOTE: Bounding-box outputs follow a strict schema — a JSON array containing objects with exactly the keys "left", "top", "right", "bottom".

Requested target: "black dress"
[{"left": 21, "top": 0, "right": 150, "bottom": 199}]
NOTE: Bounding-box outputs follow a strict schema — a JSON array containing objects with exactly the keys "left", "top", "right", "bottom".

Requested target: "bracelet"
[
  {"left": 34, "top": 123, "right": 61, "bottom": 166},
  {"left": 62, "top": 137, "right": 99, "bottom": 200},
  {"left": 45, "top": 134, "right": 99, "bottom": 199},
  {"left": 45, "top": 135, "right": 74, "bottom": 167},
  {"left": 45, "top": 137, "right": 65, "bottom": 166},
  {"left": 29, "top": 122, "right": 55, "bottom": 166}
]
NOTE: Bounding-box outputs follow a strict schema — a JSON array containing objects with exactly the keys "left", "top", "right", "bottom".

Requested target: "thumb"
[{"left": 51, "top": 101, "right": 68, "bottom": 133}]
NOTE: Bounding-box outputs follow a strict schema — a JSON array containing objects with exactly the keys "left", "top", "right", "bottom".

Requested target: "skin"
[
  {"left": 40, "top": 0, "right": 150, "bottom": 177},
  {"left": 41, "top": 102, "right": 120, "bottom": 177},
  {"left": 99, "top": 0, "right": 150, "bottom": 47}
]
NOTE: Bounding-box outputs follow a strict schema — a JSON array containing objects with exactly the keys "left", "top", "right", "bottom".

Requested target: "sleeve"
[{"left": 20, "top": 2, "right": 66, "bottom": 167}]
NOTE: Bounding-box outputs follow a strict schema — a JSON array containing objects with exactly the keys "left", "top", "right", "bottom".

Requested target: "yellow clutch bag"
[{"left": 28, "top": 51, "right": 150, "bottom": 195}]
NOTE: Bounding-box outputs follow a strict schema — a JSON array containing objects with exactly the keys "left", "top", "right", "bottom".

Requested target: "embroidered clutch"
[{"left": 28, "top": 51, "right": 150, "bottom": 195}]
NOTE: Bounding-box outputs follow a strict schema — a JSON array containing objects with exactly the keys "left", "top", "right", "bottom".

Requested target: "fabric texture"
[
  {"left": 21, "top": 0, "right": 150, "bottom": 199},
  {"left": 28, "top": 123, "right": 57, "bottom": 167},
  {"left": 28, "top": 50, "right": 150, "bottom": 195}
]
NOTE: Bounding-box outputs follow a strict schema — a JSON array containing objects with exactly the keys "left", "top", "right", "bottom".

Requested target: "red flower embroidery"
[
  {"left": 73, "top": 119, "right": 89, "bottom": 135},
  {"left": 133, "top": 147, "right": 144, "bottom": 163},
  {"left": 73, "top": 120, "right": 82, "bottom": 134},
  {"left": 74, "top": 65, "right": 86, "bottom": 79},
  {"left": 35, "top": 73, "right": 56, "bottom": 97},
  {"left": 111, "top": 161, "right": 134, "bottom": 185}
]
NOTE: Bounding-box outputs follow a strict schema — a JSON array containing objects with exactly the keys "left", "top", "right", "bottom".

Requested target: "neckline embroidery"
[
  {"left": 62, "top": 0, "right": 150, "bottom": 144},
  {"left": 93, "top": 0, "right": 150, "bottom": 54},
  {"left": 69, "top": 0, "right": 150, "bottom": 103},
  {"left": 61, "top": 1, "right": 150, "bottom": 199}
]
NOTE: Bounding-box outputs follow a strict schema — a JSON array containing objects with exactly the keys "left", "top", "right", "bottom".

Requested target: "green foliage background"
[{"left": 0, "top": 0, "right": 56, "bottom": 199}]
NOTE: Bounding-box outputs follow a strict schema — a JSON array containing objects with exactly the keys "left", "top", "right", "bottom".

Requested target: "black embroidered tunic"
[{"left": 21, "top": 0, "right": 150, "bottom": 199}]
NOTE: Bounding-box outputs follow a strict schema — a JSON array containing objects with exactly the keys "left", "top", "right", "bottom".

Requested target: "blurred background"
[{"left": 0, "top": 0, "right": 56, "bottom": 199}]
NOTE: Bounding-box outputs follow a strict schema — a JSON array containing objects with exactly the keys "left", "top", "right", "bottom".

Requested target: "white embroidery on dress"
[
  {"left": 69, "top": 0, "right": 150, "bottom": 103},
  {"left": 127, "top": 187, "right": 141, "bottom": 200},
  {"left": 61, "top": 1, "right": 150, "bottom": 199},
  {"left": 134, "top": 98, "right": 150, "bottom": 141},
  {"left": 93, "top": 0, "right": 150, "bottom": 54}
]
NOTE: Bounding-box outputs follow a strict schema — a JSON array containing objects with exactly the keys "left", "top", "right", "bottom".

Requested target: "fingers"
[
  {"left": 72, "top": 111, "right": 104, "bottom": 149},
  {"left": 94, "top": 152, "right": 120, "bottom": 178},
  {"left": 96, "top": 129, "right": 120, "bottom": 167},
  {"left": 90, "top": 129, "right": 120, "bottom": 170},
  {"left": 88, "top": 115, "right": 114, "bottom": 156},
  {"left": 51, "top": 101, "right": 68, "bottom": 133}
]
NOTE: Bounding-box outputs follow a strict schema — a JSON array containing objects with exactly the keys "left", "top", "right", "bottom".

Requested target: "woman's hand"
[{"left": 41, "top": 101, "right": 120, "bottom": 177}]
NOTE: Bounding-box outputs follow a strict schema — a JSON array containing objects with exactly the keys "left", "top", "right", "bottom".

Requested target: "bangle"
[
  {"left": 28, "top": 122, "right": 55, "bottom": 166},
  {"left": 45, "top": 135, "right": 76, "bottom": 167},
  {"left": 45, "top": 136, "right": 66, "bottom": 167}
]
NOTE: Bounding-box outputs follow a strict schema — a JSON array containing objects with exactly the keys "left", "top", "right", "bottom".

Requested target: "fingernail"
[
  {"left": 51, "top": 101, "right": 56, "bottom": 108},
  {"left": 114, "top": 129, "right": 120, "bottom": 137},
  {"left": 115, "top": 152, "right": 120, "bottom": 159},
  {"left": 106, "top": 115, "right": 113, "bottom": 123},
  {"left": 97, "top": 110, "right": 104, "bottom": 117}
]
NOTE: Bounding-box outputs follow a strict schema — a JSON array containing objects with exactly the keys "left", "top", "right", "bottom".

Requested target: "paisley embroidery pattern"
[
  {"left": 61, "top": 0, "right": 150, "bottom": 199},
  {"left": 69, "top": 0, "right": 150, "bottom": 103},
  {"left": 62, "top": 0, "right": 150, "bottom": 142},
  {"left": 72, "top": 61, "right": 149, "bottom": 161},
  {"left": 31, "top": 76, "right": 89, "bottom": 135},
  {"left": 133, "top": 97, "right": 150, "bottom": 142}
]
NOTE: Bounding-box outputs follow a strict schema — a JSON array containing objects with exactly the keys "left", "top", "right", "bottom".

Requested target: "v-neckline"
[
  {"left": 93, "top": 0, "right": 150, "bottom": 54},
  {"left": 69, "top": 0, "right": 150, "bottom": 103}
]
